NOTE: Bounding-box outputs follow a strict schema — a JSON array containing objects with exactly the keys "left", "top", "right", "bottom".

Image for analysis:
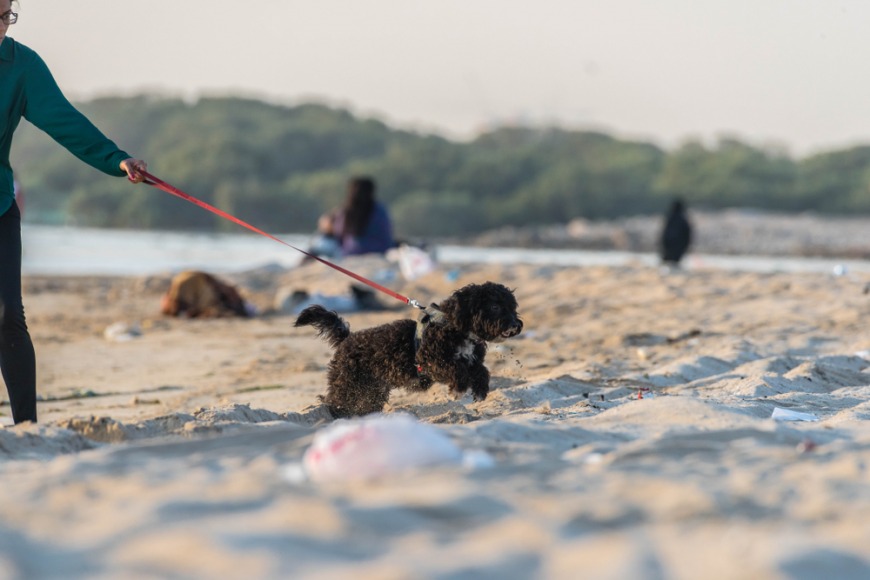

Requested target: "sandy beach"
[{"left": 2, "top": 253, "right": 870, "bottom": 578}]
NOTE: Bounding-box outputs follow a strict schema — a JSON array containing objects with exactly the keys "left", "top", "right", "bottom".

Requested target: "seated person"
[
  {"left": 311, "top": 177, "right": 394, "bottom": 258},
  {"left": 161, "top": 271, "right": 254, "bottom": 318}
]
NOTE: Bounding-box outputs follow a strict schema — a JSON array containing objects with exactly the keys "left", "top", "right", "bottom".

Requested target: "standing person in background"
[
  {"left": 659, "top": 198, "right": 693, "bottom": 269},
  {"left": 0, "top": 1, "right": 148, "bottom": 425},
  {"left": 313, "top": 177, "right": 395, "bottom": 258}
]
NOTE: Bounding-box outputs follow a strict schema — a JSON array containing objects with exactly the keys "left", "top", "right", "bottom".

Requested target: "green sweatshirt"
[{"left": 0, "top": 37, "right": 131, "bottom": 216}]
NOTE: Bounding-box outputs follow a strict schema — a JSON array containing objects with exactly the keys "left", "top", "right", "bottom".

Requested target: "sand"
[{"left": 2, "top": 255, "right": 870, "bottom": 579}]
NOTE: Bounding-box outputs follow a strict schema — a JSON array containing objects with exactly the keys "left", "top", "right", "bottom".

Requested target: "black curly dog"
[{"left": 295, "top": 282, "right": 523, "bottom": 418}]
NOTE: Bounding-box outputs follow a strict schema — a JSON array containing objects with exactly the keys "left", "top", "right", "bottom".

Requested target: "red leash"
[{"left": 137, "top": 170, "right": 424, "bottom": 310}]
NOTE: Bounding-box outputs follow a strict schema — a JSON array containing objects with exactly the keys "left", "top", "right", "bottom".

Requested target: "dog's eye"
[{"left": 489, "top": 304, "right": 500, "bottom": 312}]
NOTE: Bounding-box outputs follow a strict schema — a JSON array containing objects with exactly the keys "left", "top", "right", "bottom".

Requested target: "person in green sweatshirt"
[{"left": 0, "top": 0, "right": 148, "bottom": 425}]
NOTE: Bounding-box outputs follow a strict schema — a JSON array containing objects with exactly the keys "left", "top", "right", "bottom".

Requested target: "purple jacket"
[{"left": 334, "top": 202, "right": 394, "bottom": 256}]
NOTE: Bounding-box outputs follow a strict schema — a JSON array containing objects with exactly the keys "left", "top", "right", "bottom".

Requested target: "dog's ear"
[
  {"left": 437, "top": 285, "right": 481, "bottom": 333},
  {"left": 437, "top": 295, "right": 462, "bottom": 328}
]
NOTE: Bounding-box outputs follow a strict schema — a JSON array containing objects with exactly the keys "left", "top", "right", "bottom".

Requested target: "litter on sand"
[
  {"left": 275, "top": 284, "right": 385, "bottom": 315},
  {"left": 284, "top": 414, "right": 493, "bottom": 483},
  {"left": 771, "top": 407, "right": 819, "bottom": 422},
  {"left": 103, "top": 322, "right": 142, "bottom": 342},
  {"left": 393, "top": 244, "right": 437, "bottom": 281}
]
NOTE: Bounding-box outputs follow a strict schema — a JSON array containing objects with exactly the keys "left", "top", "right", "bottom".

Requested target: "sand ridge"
[{"left": 1, "top": 257, "right": 869, "bottom": 578}]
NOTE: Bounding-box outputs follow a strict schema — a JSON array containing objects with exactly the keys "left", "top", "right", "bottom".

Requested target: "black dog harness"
[
  {"left": 414, "top": 304, "right": 445, "bottom": 375},
  {"left": 413, "top": 305, "right": 483, "bottom": 377}
]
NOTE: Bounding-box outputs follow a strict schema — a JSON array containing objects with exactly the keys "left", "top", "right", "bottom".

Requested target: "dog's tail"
[{"left": 294, "top": 305, "right": 350, "bottom": 348}]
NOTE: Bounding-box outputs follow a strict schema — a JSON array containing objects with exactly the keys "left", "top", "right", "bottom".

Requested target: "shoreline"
[
  {"left": 452, "top": 209, "right": 870, "bottom": 260},
  {"left": 20, "top": 224, "right": 870, "bottom": 278}
]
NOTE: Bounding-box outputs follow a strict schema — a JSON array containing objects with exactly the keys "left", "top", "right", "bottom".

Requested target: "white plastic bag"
[
  {"left": 293, "top": 414, "right": 490, "bottom": 482},
  {"left": 103, "top": 321, "right": 142, "bottom": 342},
  {"left": 397, "top": 245, "right": 437, "bottom": 281}
]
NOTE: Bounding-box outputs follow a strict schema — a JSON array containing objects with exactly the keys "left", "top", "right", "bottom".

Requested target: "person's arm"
[
  {"left": 318, "top": 210, "right": 337, "bottom": 235},
  {"left": 21, "top": 50, "right": 144, "bottom": 179}
]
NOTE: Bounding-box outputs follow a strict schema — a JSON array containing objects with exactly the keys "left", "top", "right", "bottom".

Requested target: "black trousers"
[{"left": 0, "top": 202, "right": 36, "bottom": 424}]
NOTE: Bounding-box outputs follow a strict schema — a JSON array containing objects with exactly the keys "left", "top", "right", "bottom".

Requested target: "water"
[
  {"left": 22, "top": 225, "right": 311, "bottom": 275},
  {"left": 20, "top": 225, "right": 870, "bottom": 276}
]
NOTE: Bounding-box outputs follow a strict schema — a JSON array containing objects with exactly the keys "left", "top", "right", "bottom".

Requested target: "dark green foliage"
[
  {"left": 9, "top": 95, "right": 869, "bottom": 236},
  {"left": 795, "top": 146, "right": 870, "bottom": 213},
  {"left": 654, "top": 139, "right": 797, "bottom": 210},
  {"left": 392, "top": 191, "right": 490, "bottom": 237}
]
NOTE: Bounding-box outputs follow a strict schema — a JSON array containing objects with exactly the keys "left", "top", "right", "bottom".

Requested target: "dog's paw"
[{"left": 471, "top": 387, "right": 489, "bottom": 403}]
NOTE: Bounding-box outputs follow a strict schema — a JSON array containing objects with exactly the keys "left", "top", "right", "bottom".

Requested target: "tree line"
[{"left": 10, "top": 95, "right": 870, "bottom": 238}]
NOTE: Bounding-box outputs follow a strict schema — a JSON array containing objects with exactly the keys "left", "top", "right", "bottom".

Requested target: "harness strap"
[
  {"left": 415, "top": 305, "right": 446, "bottom": 346},
  {"left": 413, "top": 305, "right": 483, "bottom": 375},
  {"left": 414, "top": 304, "right": 446, "bottom": 374}
]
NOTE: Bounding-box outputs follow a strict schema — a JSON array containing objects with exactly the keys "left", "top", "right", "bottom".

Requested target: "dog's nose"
[{"left": 509, "top": 319, "right": 523, "bottom": 336}]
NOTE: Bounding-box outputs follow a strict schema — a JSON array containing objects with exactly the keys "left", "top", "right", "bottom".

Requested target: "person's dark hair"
[{"left": 341, "top": 177, "right": 376, "bottom": 237}]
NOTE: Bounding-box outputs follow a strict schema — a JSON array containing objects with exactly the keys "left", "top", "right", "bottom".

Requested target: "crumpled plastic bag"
[
  {"left": 285, "top": 414, "right": 492, "bottom": 483},
  {"left": 103, "top": 321, "right": 142, "bottom": 342},
  {"left": 395, "top": 245, "right": 437, "bottom": 281}
]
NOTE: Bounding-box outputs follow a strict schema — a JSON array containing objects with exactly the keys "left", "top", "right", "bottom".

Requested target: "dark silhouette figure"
[{"left": 659, "top": 199, "right": 692, "bottom": 267}]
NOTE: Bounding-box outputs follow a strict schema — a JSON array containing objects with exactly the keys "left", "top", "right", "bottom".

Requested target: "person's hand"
[
  {"left": 120, "top": 158, "right": 148, "bottom": 183},
  {"left": 318, "top": 212, "right": 335, "bottom": 234}
]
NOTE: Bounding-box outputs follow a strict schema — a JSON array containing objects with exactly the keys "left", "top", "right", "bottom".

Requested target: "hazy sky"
[{"left": 13, "top": 0, "right": 870, "bottom": 155}]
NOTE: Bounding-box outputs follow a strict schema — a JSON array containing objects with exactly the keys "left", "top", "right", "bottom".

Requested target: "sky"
[{"left": 13, "top": 0, "right": 870, "bottom": 156}]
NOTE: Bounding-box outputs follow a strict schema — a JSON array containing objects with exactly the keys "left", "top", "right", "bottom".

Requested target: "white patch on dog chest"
[{"left": 454, "top": 339, "right": 477, "bottom": 362}]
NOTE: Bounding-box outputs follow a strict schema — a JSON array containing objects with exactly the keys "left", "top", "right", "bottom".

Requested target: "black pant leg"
[{"left": 0, "top": 202, "right": 37, "bottom": 424}]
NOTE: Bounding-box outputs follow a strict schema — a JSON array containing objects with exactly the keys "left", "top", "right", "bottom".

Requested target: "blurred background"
[{"left": 10, "top": 0, "right": 870, "bottom": 240}]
